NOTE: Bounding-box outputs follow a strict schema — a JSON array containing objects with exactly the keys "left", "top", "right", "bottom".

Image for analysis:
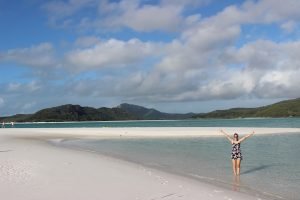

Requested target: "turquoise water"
[
  {"left": 62, "top": 133, "right": 300, "bottom": 200},
  {"left": 7, "top": 118, "right": 300, "bottom": 128},
  {"left": 8, "top": 118, "right": 300, "bottom": 199}
]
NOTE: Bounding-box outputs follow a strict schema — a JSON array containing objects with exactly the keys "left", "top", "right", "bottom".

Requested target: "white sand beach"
[{"left": 0, "top": 127, "right": 299, "bottom": 200}]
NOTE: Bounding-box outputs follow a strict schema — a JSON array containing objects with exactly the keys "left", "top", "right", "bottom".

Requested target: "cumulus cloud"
[
  {"left": 0, "top": 80, "right": 47, "bottom": 115},
  {"left": 116, "top": 4, "right": 183, "bottom": 32},
  {"left": 161, "top": 0, "right": 210, "bottom": 7},
  {"left": 255, "top": 70, "right": 300, "bottom": 98},
  {"left": 3, "top": 81, "right": 43, "bottom": 94},
  {"left": 197, "top": 0, "right": 300, "bottom": 30},
  {"left": 113, "top": 39, "right": 300, "bottom": 102},
  {"left": 0, "top": 43, "right": 56, "bottom": 68},
  {"left": 3, "top": 0, "right": 300, "bottom": 115},
  {"left": 43, "top": 0, "right": 210, "bottom": 32},
  {"left": 42, "top": 0, "right": 300, "bottom": 33},
  {"left": 74, "top": 36, "right": 101, "bottom": 47},
  {"left": 42, "top": 0, "right": 97, "bottom": 26},
  {"left": 65, "top": 38, "right": 162, "bottom": 71},
  {"left": 249, "top": 0, "right": 300, "bottom": 23},
  {"left": 229, "top": 40, "right": 300, "bottom": 70},
  {"left": 36, "top": 0, "right": 300, "bottom": 103},
  {"left": 7, "top": 83, "right": 22, "bottom": 92},
  {"left": 280, "top": 20, "right": 297, "bottom": 33}
]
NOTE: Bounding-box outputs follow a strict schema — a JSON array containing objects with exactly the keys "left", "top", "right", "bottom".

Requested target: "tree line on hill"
[{"left": 1, "top": 98, "right": 300, "bottom": 122}]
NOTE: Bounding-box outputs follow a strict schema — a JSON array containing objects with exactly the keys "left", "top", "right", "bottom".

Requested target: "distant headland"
[{"left": 1, "top": 98, "right": 300, "bottom": 122}]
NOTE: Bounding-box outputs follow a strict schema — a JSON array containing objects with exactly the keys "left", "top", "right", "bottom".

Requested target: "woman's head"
[{"left": 233, "top": 133, "right": 239, "bottom": 141}]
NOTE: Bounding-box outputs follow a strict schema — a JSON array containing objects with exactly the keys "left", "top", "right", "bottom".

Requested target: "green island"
[{"left": 1, "top": 98, "right": 300, "bottom": 122}]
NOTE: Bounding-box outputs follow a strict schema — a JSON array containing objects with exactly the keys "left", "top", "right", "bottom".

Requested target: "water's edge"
[
  {"left": 7, "top": 118, "right": 300, "bottom": 128},
  {"left": 50, "top": 137, "right": 284, "bottom": 200}
]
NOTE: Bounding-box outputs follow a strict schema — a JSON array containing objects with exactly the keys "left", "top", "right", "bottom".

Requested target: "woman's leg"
[
  {"left": 236, "top": 158, "right": 241, "bottom": 175},
  {"left": 232, "top": 159, "right": 237, "bottom": 175}
]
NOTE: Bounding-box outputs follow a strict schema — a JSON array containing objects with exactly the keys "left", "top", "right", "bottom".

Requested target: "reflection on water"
[{"left": 232, "top": 175, "right": 240, "bottom": 192}]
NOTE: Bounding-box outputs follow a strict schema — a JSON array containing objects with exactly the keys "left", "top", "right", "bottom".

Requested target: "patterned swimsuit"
[{"left": 231, "top": 142, "right": 242, "bottom": 160}]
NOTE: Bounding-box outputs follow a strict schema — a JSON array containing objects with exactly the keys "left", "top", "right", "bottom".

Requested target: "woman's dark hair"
[{"left": 233, "top": 133, "right": 239, "bottom": 140}]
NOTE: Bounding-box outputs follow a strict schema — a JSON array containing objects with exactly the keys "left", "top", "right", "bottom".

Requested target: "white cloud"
[
  {"left": 27, "top": 81, "right": 42, "bottom": 92},
  {"left": 252, "top": 0, "right": 300, "bottom": 23},
  {"left": 230, "top": 40, "right": 300, "bottom": 70},
  {"left": 41, "top": 0, "right": 300, "bottom": 33},
  {"left": 280, "top": 21, "right": 297, "bottom": 33},
  {"left": 198, "top": 0, "right": 300, "bottom": 29},
  {"left": 42, "top": 0, "right": 210, "bottom": 32},
  {"left": 116, "top": 37, "right": 300, "bottom": 102},
  {"left": 74, "top": 36, "right": 101, "bottom": 47},
  {"left": 255, "top": 70, "right": 300, "bottom": 98},
  {"left": 118, "top": 4, "right": 183, "bottom": 32},
  {"left": 3, "top": 81, "right": 43, "bottom": 96},
  {"left": 161, "top": 0, "right": 210, "bottom": 7},
  {"left": 94, "top": 0, "right": 187, "bottom": 32},
  {"left": 43, "top": 0, "right": 97, "bottom": 26},
  {"left": 3, "top": 0, "right": 300, "bottom": 115},
  {"left": 12, "top": 1, "right": 300, "bottom": 101},
  {"left": 65, "top": 38, "right": 162, "bottom": 70},
  {"left": 55, "top": 0, "right": 300, "bottom": 102},
  {"left": 0, "top": 43, "right": 56, "bottom": 68},
  {"left": 7, "top": 83, "right": 21, "bottom": 92}
]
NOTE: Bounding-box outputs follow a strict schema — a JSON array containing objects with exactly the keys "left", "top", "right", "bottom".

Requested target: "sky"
[{"left": 1, "top": 0, "right": 300, "bottom": 115}]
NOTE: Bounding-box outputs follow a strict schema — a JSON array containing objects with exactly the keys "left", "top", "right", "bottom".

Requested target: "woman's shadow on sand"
[{"left": 242, "top": 164, "right": 274, "bottom": 175}]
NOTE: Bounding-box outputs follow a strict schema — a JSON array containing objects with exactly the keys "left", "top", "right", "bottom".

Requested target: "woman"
[{"left": 220, "top": 130, "right": 255, "bottom": 175}]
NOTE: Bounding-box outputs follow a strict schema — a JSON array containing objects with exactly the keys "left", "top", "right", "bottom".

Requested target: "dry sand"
[{"left": 0, "top": 127, "right": 299, "bottom": 200}]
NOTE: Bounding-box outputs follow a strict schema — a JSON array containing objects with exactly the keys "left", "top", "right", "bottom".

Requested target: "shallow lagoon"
[{"left": 62, "top": 133, "right": 300, "bottom": 200}]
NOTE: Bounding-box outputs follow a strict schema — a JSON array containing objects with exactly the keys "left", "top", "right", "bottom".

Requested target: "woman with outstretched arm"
[{"left": 220, "top": 129, "right": 255, "bottom": 175}]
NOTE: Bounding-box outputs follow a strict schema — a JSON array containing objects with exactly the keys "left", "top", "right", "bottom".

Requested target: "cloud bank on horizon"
[{"left": 1, "top": 0, "right": 300, "bottom": 115}]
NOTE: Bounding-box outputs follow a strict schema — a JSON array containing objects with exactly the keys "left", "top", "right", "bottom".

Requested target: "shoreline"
[
  {"left": 2, "top": 127, "right": 300, "bottom": 138},
  {"left": 54, "top": 138, "right": 283, "bottom": 200},
  {"left": 7, "top": 117, "right": 300, "bottom": 123},
  {"left": 1, "top": 127, "right": 299, "bottom": 199}
]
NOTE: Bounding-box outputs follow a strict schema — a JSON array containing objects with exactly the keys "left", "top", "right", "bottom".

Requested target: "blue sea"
[
  {"left": 7, "top": 118, "right": 300, "bottom": 199},
  {"left": 7, "top": 117, "right": 300, "bottom": 128}
]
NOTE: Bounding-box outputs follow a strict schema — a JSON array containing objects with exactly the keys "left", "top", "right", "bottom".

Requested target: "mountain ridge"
[
  {"left": 193, "top": 98, "right": 300, "bottom": 118},
  {"left": 1, "top": 98, "right": 300, "bottom": 122},
  {"left": 118, "top": 103, "right": 195, "bottom": 120},
  {"left": 0, "top": 103, "right": 194, "bottom": 122}
]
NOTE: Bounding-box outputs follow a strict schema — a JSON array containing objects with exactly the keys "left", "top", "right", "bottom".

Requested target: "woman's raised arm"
[
  {"left": 237, "top": 131, "right": 255, "bottom": 143},
  {"left": 220, "top": 129, "right": 233, "bottom": 142}
]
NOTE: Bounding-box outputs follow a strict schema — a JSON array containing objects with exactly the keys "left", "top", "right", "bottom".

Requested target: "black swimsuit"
[{"left": 231, "top": 142, "right": 242, "bottom": 160}]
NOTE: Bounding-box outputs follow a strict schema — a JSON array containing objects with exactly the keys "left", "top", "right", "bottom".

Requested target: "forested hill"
[
  {"left": 1, "top": 98, "right": 300, "bottom": 122},
  {"left": 0, "top": 104, "right": 136, "bottom": 122},
  {"left": 0, "top": 104, "right": 194, "bottom": 122},
  {"left": 118, "top": 103, "right": 195, "bottom": 120},
  {"left": 193, "top": 98, "right": 300, "bottom": 118}
]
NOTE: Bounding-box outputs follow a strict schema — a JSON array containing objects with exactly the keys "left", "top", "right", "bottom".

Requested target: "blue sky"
[{"left": 1, "top": 0, "right": 300, "bottom": 115}]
